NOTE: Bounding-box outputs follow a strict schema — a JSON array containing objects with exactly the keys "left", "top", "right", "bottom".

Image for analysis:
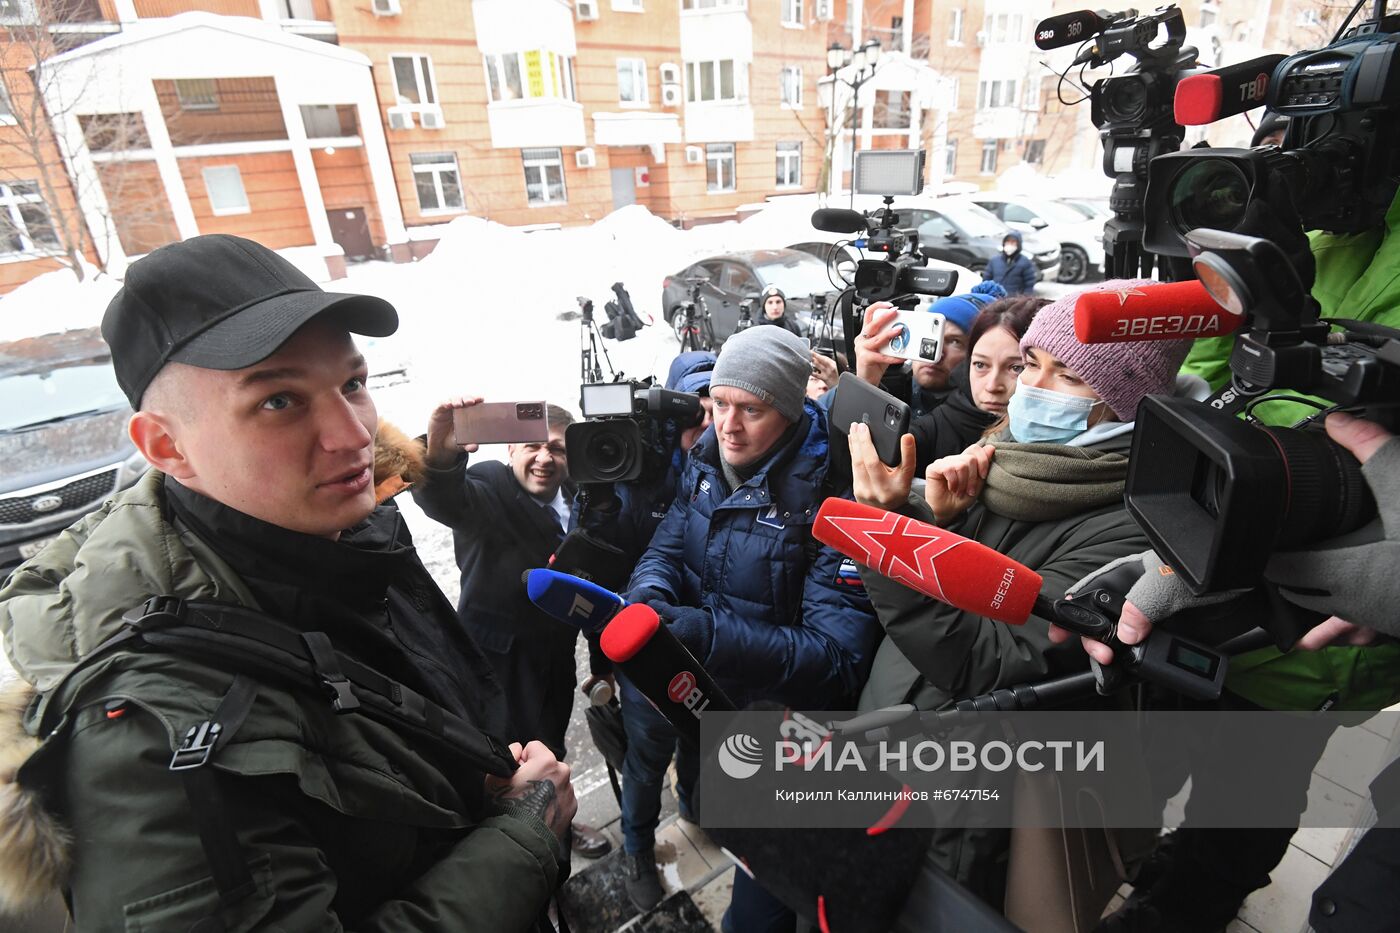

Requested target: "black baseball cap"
[{"left": 101, "top": 234, "right": 398, "bottom": 407}]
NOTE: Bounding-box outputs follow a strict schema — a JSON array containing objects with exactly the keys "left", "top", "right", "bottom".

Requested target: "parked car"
[
  {"left": 969, "top": 194, "right": 1107, "bottom": 285},
  {"left": 906, "top": 200, "right": 1061, "bottom": 283},
  {"left": 661, "top": 248, "right": 844, "bottom": 349},
  {"left": 0, "top": 328, "right": 148, "bottom": 575}
]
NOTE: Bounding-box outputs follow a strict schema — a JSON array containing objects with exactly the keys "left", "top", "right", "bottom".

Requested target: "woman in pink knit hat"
[{"left": 846, "top": 279, "right": 1210, "bottom": 915}]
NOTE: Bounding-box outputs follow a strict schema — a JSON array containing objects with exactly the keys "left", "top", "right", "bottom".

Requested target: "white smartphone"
[{"left": 879, "top": 311, "right": 946, "bottom": 364}]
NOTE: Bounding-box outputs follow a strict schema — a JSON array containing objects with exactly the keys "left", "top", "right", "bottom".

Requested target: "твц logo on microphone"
[
  {"left": 668, "top": 671, "right": 714, "bottom": 719},
  {"left": 718, "top": 733, "right": 764, "bottom": 780}
]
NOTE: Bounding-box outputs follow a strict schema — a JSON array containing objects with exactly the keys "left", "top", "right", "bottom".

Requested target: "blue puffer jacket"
[
  {"left": 981, "top": 230, "right": 1037, "bottom": 296},
  {"left": 625, "top": 399, "right": 881, "bottom": 709}
]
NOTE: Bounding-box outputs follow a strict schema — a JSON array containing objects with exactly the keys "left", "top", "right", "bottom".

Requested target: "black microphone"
[
  {"left": 810, "top": 208, "right": 868, "bottom": 234},
  {"left": 1175, "top": 54, "right": 1286, "bottom": 126},
  {"left": 1034, "top": 9, "right": 1106, "bottom": 50},
  {"left": 599, "top": 604, "right": 734, "bottom": 744}
]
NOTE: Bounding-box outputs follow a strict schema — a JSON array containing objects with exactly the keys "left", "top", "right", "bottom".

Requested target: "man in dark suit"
[{"left": 415, "top": 397, "right": 611, "bottom": 858}]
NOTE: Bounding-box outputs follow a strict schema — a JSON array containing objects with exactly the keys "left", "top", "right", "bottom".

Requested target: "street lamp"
[{"left": 827, "top": 39, "right": 881, "bottom": 206}]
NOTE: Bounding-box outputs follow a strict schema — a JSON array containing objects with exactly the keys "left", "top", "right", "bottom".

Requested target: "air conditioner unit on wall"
[
  {"left": 815, "top": 0, "right": 832, "bottom": 20},
  {"left": 576, "top": 0, "right": 599, "bottom": 20},
  {"left": 659, "top": 62, "right": 680, "bottom": 85},
  {"left": 387, "top": 105, "right": 414, "bottom": 130},
  {"left": 575, "top": 147, "right": 597, "bottom": 168},
  {"left": 419, "top": 106, "right": 445, "bottom": 129},
  {"left": 661, "top": 84, "right": 681, "bottom": 107},
  {"left": 685, "top": 145, "right": 703, "bottom": 164},
  {"left": 372, "top": 0, "right": 400, "bottom": 16}
]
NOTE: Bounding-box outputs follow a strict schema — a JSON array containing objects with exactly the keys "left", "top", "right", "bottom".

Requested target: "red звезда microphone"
[{"left": 1072, "top": 280, "right": 1242, "bottom": 344}]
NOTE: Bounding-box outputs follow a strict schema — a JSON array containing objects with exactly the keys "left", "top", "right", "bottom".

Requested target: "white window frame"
[
  {"left": 682, "top": 0, "right": 746, "bottom": 9},
  {"left": 948, "top": 76, "right": 960, "bottom": 111},
  {"left": 948, "top": 8, "right": 963, "bottom": 43},
  {"left": 874, "top": 89, "right": 911, "bottom": 129},
  {"left": 175, "top": 79, "right": 219, "bottom": 111},
  {"left": 944, "top": 138, "right": 958, "bottom": 176},
  {"left": 390, "top": 53, "right": 438, "bottom": 107},
  {"left": 780, "top": 65, "right": 803, "bottom": 109},
  {"left": 706, "top": 142, "right": 735, "bottom": 193},
  {"left": 617, "top": 57, "right": 648, "bottom": 107},
  {"left": 0, "top": 80, "right": 14, "bottom": 126},
  {"left": 781, "top": 0, "right": 802, "bottom": 27},
  {"left": 410, "top": 151, "right": 465, "bottom": 214},
  {"left": 611, "top": 0, "right": 643, "bottom": 9},
  {"left": 977, "top": 79, "right": 1018, "bottom": 110},
  {"left": 522, "top": 147, "right": 568, "bottom": 206},
  {"left": 0, "top": 181, "right": 58, "bottom": 256},
  {"left": 685, "top": 59, "right": 744, "bottom": 103},
  {"left": 201, "top": 165, "right": 250, "bottom": 216},
  {"left": 776, "top": 141, "right": 801, "bottom": 188},
  {"left": 980, "top": 140, "right": 998, "bottom": 175},
  {"left": 0, "top": 0, "right": 37, "bottom": 25},
  {"left": 1024, "top": 139, "right": 1045, "bottom": 164},
  {"left": 485, "top": 52, "right": 577, "bottom": 103}
]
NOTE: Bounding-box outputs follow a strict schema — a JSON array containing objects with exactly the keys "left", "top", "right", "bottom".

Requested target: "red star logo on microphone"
[
  {"left": 1103, "top": 286, "right": 1149, "bottom": 306},
  {"left": 818, "top": 511, "right": 904, "bottom": 569},
  {"left": 865, "top": 517, "right": 964, "bottom": 602}
]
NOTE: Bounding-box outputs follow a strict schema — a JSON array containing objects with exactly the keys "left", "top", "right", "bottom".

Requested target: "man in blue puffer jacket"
[
  {"left": 624, "top": 325, "right": 881, "bottom": 931},
  {"left": 982, "top": 229, "right": 1037, "bottom": 296}
]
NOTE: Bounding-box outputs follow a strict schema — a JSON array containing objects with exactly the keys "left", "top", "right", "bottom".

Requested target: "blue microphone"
[{"left": 524, "top": 569, "right": 627, "bottom": 632}]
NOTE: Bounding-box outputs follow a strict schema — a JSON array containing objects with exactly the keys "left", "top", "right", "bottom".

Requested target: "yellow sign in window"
[{"left": 525, "top": 50, "right": 544, "bottom": 97}]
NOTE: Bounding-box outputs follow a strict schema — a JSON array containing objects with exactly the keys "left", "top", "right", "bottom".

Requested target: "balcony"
[
  {"left": 683, "top": 101, "right": 753, "bottom": 144},
  {"left": 679, "top": 6, "right": 752, "bottom": 62},
  {"left": 487, "top": 99, "right": 585, "bottom": 149},
  {"left": 473, "top": 0, "right": 577, "bottom": 57},
  {"left": 592, "top": 111, "right": 681, "bottom": 160},
  {"left": 973, "top": 106, "right": 1036, "bottom": 140}
]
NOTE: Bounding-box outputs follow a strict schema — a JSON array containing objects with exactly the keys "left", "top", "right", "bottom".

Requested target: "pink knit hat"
[{"left": 1019, "top": 279, "right": 1194, "bottom": 421}]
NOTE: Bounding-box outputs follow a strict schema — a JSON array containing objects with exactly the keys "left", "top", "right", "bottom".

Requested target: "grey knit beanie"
[{"left": 711, "top": 324, "right": 810, "bottom": 422}]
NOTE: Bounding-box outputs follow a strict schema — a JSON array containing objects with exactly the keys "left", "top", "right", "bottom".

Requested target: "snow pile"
[{"left": 0, "top": 262, "right": 120, "bottom": 343}]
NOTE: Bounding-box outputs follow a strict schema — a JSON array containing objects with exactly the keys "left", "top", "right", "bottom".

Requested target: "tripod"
[
  {"left": 675, "top": 279, "right": 718, "bottom": 353},
  {"left": 577, "top": 297, "right": 615, "bottom": 384}
]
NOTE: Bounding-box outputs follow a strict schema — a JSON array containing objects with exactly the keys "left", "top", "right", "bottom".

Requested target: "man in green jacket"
[{"left": 0, "top": 235, "right": 574, "bottom": 931}]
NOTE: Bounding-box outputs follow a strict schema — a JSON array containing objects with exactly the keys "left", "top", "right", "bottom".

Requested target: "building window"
[
  {"left": 776, "top": 141, "right": 801, "bottom": 187},
  {"left": 612, "top": 0, "right": 643, "bottom": 9},
  {"left": 0, "top": 0, "right": 37, "bottom": 25},
  {"left": 874, "top": 90, "right": 911, "bottom": 129},
  {"left": 1024, "top": 139, "right": 1045, "bottom": 164},
  {"left": 391, "top": 54, "right": 438, "bottom": 106},
  {"left": 485, "top": 52, "right": 577, "bottom": 103},
  {"left": 522, "top": 147, "right": 567, "bottom": 205},
  {"left": 686, "top": 59, "right": 744, "bottom": 102},
  {"left": 948, "top": 76, "right": 960, "bottom": 111},
  {"left": 0, "top": 80, "right": 13, "bottom": 125},
  {"left": 780, "top": 66, "right": 802, "bottom": 108},
  {"left": 944, "top": 138, "right": 958, "bottom": 175},
  {"left": 781, "top": 0, "right": 801, "bottom": 26},
  {"left": 175, "top": 79, "right": 219, "bottom": 111},
  {"left": 948, "top": 8, "right": 962, "bottom": 43},
  {"left": 889, "top": 16, "right": 904, "bottom": 51},
  {"left": 706, "top": 142, "right": 735, "bottom": 192},
  {"left": 617, "top": 58, "right": 648, "bottom": 105},
  {"left": 280, "top": 0, "right": 316, "bottom": 17},
  {"left": 300, "top": 105, "right": 358, "bottom": 138},
  {"left": 0, "top": 181, "right": 58, "bottom": 254},
  {"left": 411, "top": 152, "right": 464, "bottom": 213},
  {"left": 202, "top": 166, "right": 249, "bottom": 215},
  {"left": 977, "top": 79, "right": 1019, "bottom": 109},
  {"left": 980, "top": 140, "right": 998, "bottom": 175}
]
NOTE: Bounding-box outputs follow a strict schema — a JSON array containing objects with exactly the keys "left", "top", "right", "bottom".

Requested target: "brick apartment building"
[{"left": 0, "top": 0, "right": 834, "bottom": 293}]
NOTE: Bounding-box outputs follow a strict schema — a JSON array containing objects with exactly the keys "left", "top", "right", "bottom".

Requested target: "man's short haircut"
[
  {"left": 139, "top": 363, "right": 191, "bottom": 420},
  {"left": 547, "top": 404, "right": 576, "bottom": 433}
]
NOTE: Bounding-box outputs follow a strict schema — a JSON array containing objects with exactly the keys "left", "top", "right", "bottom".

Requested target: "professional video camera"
[
  {"left": 810, "top": 149, "right": 959, "bottom": 362},
  {"left": 1036, "top": 4, "right": 1202, "bottom": 279},
  {"left": 566, "top": 379, "right": 703, "bottom": 485},
  {"left": 1143, "top": 8, "right": 1400, "bottom": 256},
  {"left": 1124, "top": 228, "right": 1400, "bottom": 604}
]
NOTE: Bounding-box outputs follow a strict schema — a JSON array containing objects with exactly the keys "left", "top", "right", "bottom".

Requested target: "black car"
[
  {"left": 661, "top": 248, "right": 842, "bottom": 349},
  {"left": 0, "top": 328, "right": 148, "bottom": 575},
  {"left": 898, "top": 202, "right": 1060, "bottom": 280}
]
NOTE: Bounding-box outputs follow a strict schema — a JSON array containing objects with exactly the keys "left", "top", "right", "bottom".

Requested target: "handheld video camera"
[
  {"left": 567, "top": 380, "right": 704, "bottom": 485},
  {"left": 1125, "top": 228, "right": 1399, "bottom": 600},
  {"left": 1144, "top": 16, "right": 1400, "bottom": 255}
]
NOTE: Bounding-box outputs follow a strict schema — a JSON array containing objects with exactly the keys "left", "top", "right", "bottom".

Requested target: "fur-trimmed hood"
[
  {"left": 373, "top": 419, "right": 428, "bottom": 504},
  {"left": 0, "top": 678, "right": 68, "bottom": 913}
]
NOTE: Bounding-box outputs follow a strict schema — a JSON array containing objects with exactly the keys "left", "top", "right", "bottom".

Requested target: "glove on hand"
[
  {"left": 1066, "top": 550, "right": 1239, "bottom": 622},
  {"left": 655, "top": 604, "right": 715, "bottom": 662},
  {"left": 1265, "top": 436, "right": 1400, "bottom": 637}
]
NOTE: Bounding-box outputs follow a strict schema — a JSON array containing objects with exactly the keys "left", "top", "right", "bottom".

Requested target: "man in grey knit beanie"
[{"left": 710, "top": 323, "right": 812, "bottom": 423}]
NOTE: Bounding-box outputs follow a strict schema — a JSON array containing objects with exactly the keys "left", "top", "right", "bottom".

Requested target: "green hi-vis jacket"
[
  {"left": 1179, "top": 189, "right": 1400, "bottom": 712},
  {"left": 0, "top": 470, "right": 562, "bottom": 931}
]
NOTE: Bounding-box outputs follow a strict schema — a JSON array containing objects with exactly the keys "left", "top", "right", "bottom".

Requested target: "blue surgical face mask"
[{"left": 1007, "top": 382, "right": 1101, "bottom": 444}]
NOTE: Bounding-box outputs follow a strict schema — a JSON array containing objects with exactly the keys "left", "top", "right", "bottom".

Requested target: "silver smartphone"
[{"left": 453, "top": 401, "right": 549, "bottom": 446}]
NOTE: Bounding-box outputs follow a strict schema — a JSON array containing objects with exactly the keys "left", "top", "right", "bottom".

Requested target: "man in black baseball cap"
[{"left": 0, "top": 234, "right": 577, "bottom": 929}]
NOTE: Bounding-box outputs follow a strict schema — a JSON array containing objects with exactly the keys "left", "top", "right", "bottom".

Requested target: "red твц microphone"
[
  {"left": 812, "top": 498, "right": 1043, "bottom": 625},
  {"left": 1174, "top": 55, "right": 1286, "bottom": 126},
  {"left": 1073, "top": 280, "right": 1242, "bottom": 344}
]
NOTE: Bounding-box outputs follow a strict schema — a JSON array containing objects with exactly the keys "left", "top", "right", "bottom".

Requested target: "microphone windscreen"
[
  {"left": 1033, "top": 9, "right": 1104, "bottom": 50},
  {"left": 600, "top": 602, "right": 661, "bottom": 663},
  {"left": 524, "top": 568, "right": 626, "bottom": 632},
  {"left": 1174, "top": 55, "right": 1286, "bottom": 126},
  {"left": 813, "top": 498, "right": 1042, "bottom": 625},
  {"left": 811, "top": 208, "right": 869, "bottom": 234},
  {"left": 1073, "top": 280, "right": 1240, "bottom": 344}
]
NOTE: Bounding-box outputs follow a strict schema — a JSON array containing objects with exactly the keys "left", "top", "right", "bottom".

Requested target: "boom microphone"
[
  {"left": 1034, "top": 9, "right": 1108, "bottom": 50},
  {"left": 524, "top": 569, "right": 626, "bottom": 632},
  {"left": 811, "top": 208, "right": 868, "bottom": 234},
  {"left": 600, "top": 604, "right": 734, "bottom": 743},
  {"left": 1072, "top": 280, "right": 1242, "bottom": 344},
  {"left": 1174, "top": 54, "right": 1286, "bottom": 126},
  {"left": 812, "top": 498, "right": 1042, "bottom": 625}
]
